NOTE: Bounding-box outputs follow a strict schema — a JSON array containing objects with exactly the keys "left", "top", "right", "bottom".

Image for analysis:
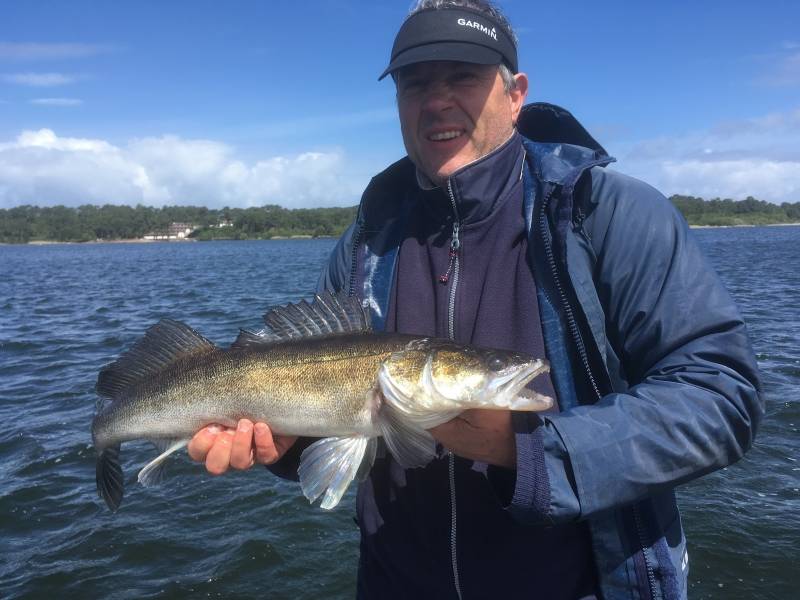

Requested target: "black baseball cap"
[{"left": 379, "top": 7, "right": 518, "bottom": 81}]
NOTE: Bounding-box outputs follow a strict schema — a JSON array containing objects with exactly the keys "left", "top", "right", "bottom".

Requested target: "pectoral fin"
[{"left": 377, "top": 403, "right": 439, "bottom": 469}]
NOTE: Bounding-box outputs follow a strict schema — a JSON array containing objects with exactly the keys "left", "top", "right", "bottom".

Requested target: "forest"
[
  {"left": 1, "top": 196, "right": 798, "bottom": 244},
  {"left": 669, "top": 195, "right": 800, "bottom": 227},
  {"left": 0, "top": 204, "right": 358, "bottom": 243}
]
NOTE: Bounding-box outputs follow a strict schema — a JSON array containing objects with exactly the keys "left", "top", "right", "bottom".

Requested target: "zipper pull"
[{"left": 439, "top": 221, "right": 460, "bottom": 284}]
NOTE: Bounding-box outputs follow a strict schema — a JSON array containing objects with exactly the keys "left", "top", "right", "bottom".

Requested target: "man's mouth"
[{"left": 428, "top": 130, "right": 464, "bottom": 142}]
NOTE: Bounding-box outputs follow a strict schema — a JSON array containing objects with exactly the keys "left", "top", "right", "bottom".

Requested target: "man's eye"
[
  {"left": 452, "top": 72, "right": 478, "bottom": 84},
  {"left": 399, "top": 81, "right": 423, "bottom": 96}
]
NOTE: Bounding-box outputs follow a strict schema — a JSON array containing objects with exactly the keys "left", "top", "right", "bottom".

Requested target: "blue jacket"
[{"left": 315, "top": 103, "right": 763, "bottom": 599}]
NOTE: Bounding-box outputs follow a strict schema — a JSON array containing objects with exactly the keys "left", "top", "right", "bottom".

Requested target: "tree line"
[
  {"left": 670, "top": 195, "right": 800, "bottom": 227},
  {"left": 0, "top": 204, "right": 358, "bottom": 243},
  {"left": 1, "top": 196, "right": 798, "bottom": 244}
]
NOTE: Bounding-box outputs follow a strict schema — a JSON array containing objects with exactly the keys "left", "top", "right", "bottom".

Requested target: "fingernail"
[
  {"left": 237, "top": 420, "right": 251, "bottom": 433},
  {"left": 254, "top": 423, "right": 267, "bottom": 434},
  {"left": 207, "top": 425, "right": 221, "bottom": 434}
]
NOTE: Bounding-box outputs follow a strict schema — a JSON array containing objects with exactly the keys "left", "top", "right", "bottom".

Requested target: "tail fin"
[{"left": 96, "top": 445, "right": 123, "bottom": 512}]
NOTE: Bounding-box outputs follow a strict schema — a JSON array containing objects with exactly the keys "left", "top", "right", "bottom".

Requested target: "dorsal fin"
[
  {"left": 268, "top": 291, "right": 371, "bottom": 338},
  {"left": 96, "top": 319, "right": 216, "bottom": 403},
  {"left": 232, "top": 292, "right": 371, "bottom": 349},
  {"left": 231, "top": 328, "right": 275, "bottom": 349}
]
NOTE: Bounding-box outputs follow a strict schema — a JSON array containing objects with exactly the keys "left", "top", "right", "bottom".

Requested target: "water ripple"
[{"left": 1, "top": 232, "right": 798, "bottom": 599}]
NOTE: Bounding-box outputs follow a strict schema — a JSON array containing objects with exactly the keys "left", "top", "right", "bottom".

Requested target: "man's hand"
[
  {"left": 187, "top": 419, "right": 297, "bottom": 475},
  {"left": 429, "top": 409, "right": 516, "bottom": 468}
]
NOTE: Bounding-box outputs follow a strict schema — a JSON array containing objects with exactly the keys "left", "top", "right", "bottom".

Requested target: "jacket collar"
[
  {"left": 415, "top": 130, "right": 525, "bottom": 225},
  {"left": 357, "top": 103, "right": 615, "bottom": 231},
  {"left": 517, "top": 102, "right": 614, "bottom": 187}
]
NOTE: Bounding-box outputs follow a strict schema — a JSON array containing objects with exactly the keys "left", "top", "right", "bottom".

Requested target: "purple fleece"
[{"left": 380, "top": 131, "right": 598, "bottom": 599}]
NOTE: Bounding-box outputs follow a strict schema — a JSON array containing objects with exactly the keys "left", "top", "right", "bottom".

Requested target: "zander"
[{"left": 92, "top": 292, "right": 552, "bottom": 512}]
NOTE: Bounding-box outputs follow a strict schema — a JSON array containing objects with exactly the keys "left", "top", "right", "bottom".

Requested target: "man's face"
[{"left": 396, "top": 61, "right": 528, "bottom": 186}]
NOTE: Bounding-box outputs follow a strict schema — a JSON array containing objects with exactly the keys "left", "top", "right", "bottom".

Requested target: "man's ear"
[{"left": 510, "top": 72, "right": 529, "bottom": 125}]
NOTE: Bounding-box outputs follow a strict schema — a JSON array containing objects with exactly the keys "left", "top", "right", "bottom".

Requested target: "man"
[{"left": 189, "top": 1, "right": 762, "bottom": 598}]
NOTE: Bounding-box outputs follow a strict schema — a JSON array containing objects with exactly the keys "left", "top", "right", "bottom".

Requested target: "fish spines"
[{"left": 258, "top": 291, "right": 372, "bottom": 344}]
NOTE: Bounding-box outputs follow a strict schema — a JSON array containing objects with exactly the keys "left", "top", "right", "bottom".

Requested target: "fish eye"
[{"left": 487, "top": 355, "right": 506, "bottom": 372}]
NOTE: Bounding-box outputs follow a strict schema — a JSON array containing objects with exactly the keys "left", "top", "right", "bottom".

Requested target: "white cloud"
[
  {"left": 14, "top": 129, "right": 116, "bottom": 152},
  {"left": 611, "top": 108, "right": 800, "bottom": 203},
  {"left": 0, "top": 130, "right": 364, "bottom": 208},
  {"left": 0, "top": 42, "right": 111, "bottom": 61},
  {"left": 2, "top": 72, "right": 78, "bottom": 86},
  {"left": 29, "top": 98, "right": 83, "bottom": 106}
]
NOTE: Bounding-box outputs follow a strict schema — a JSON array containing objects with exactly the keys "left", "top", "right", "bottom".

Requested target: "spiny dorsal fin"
[
  {"left": 96, "top": 319, "right": 216, "bottom": 402},
  {"left": 256, "top": 291, "right": 372, "bottom": 344},
  {"left": 231, "top": 328, "right": 276, "bottom": 349}
]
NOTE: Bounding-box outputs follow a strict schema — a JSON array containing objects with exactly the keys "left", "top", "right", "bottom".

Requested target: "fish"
[{"left": 92, "top": 291, "right": 553, "bottom": 512}]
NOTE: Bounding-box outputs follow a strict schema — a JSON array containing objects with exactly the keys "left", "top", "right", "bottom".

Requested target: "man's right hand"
[{"left": 187, "top": 419, "right": 297, "bottom": 475}]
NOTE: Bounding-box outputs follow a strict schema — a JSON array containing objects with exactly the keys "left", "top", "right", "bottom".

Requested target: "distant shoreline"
[
  {"left": 3, "top": 224, "right": 799, "bottom": 245},
  {"left": 5, "top": 235, "right": 335, "bottom": 246},
  {"left": 24, "top": 238, "right": 197, "bottom": 246},
  {"left": 689, "top": 222, "right": 800, "bottom": 229},
  {"left": 5, "top": 198, "right": 798, "bottom": 245}
]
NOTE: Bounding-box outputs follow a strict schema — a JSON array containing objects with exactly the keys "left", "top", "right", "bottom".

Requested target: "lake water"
[{"left": 1, "top": 229, "right": 798, "bottom": 599}]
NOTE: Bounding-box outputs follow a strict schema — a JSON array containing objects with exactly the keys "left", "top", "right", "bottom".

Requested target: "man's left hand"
[{"left": 429, "top": 409, "right": 516, "bottom": 468}]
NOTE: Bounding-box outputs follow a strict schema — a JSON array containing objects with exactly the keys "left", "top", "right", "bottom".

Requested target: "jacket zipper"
[
  {"left": 444, "top": 220, "right": 461, "bottom": 338},
  {"left": 445, "top": 178, "right": 463, "bottom": 600},
  {"left": 633, "top": 504, "right": 658, "bottom": 599},
  {"left": 539, "top": 186, "right": 656, "bottom": 600},
  {"left": 538, "top": 188, "right": 602, "bottom": 402},
  {"left": 448, "top": 452, "right": 462, "bottom": 600},
  {"left": 445, "top": 178, "right": 461, "bottom": 339},
  {"left": 347, "top": 220, "right": 363, "bottom": 298}
]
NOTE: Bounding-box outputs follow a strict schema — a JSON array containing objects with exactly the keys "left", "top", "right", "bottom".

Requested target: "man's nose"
[{"left": 420, "top": 80, "right": 454, "bottom": 111}]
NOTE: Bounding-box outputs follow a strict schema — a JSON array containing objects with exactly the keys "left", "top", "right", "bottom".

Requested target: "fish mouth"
[{"left": 485, "top": 359, "right": 553, "bottom": 411}]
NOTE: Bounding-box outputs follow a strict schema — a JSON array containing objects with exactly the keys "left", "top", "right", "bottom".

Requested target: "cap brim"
[{"left": 378, "top": 42, "right": 503, "bottom": 80}]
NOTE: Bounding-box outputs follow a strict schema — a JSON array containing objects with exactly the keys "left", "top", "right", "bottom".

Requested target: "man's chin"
[
  {"left": 422, "top": 163, "right": 463, "bottom": 187},
  {"left": 429, "top": 153, "right": 482, "bottom": 184},
  {"left": 414, "top": 149, "right": 478, "bottom": 186}
]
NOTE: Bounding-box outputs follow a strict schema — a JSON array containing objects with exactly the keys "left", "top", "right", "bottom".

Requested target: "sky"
[{"left": 1, "top": 0, "right": 799, "bottom": 209}]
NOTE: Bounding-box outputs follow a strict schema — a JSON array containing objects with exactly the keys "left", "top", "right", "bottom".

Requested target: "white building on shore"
[{"left": 143, "top": 222, "right": 197, "bottom": 240}]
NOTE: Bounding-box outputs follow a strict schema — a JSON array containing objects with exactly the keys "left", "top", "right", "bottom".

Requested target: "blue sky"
[{"left": 1, "top": 0, "right": 798, "bottom": 208}]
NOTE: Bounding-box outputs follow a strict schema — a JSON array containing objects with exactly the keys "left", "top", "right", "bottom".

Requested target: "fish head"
[{"left": 382, "top": 339, "right": 553, "bottom": 412}]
